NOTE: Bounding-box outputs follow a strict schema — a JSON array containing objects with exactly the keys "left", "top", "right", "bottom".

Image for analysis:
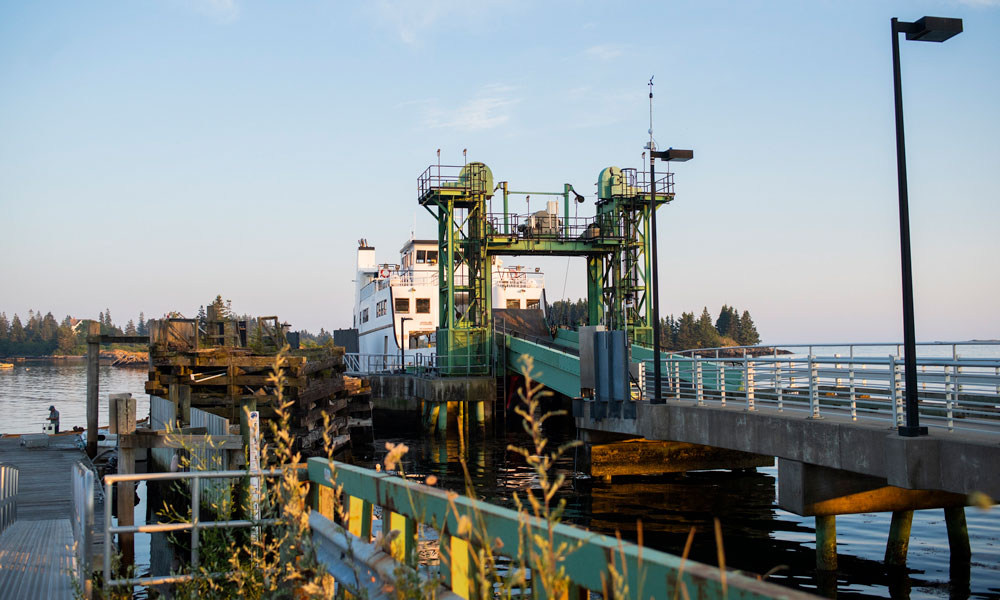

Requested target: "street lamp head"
[
  {"left": 651, "top": 148, "right": 694, "bottom": 162},
  {"left": 900, "top": 16, "right": 963, "bottom": 42}
]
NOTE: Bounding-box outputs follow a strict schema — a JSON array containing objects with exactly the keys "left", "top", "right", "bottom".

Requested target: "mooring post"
[
  {"left": 238, "top": 397, "right": 257, "bottom": 518},
  {"left": 86, "top": 321, "right": 100, "bottom": 458},
  {"left": 816, "top": 515, "right": 837, "bottom": 571},
  {"left": 885, "top": 509, "right": 914, "bottom": 567},
  {"left": 944, "top": 506, "right": 971, "bottom": 560},
  {"left": 179, "top": 385, "right": 192, "bottom": 426},
  {"left": 116, "top": 394, "right": 137, "bottom": 576}
]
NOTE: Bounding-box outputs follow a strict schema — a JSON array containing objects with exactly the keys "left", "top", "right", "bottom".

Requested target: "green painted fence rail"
[{"left": 307, "top": 457, "right": 817, "bottom": 600}]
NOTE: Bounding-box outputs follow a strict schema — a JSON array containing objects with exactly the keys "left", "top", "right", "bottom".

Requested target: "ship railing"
[
  {"left": 386, "top": 273, "right": 439, "bottom": 287},
  {"left": 0, "top": 464, "right": 18, "bottom": 536},
  {"left": 494, "top": 270, "right": 545, "bottom": 289},
  {"left": 640, "top": 345, "right": 1000, "bottom": 435}
]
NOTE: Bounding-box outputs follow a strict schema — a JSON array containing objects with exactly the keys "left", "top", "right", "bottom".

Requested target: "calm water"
[
  {"left": 1, "top": 363, "right": 998, "bottom": 599},
  {"left": 0, "top": 360, "right": 151, "bottom": 435}
]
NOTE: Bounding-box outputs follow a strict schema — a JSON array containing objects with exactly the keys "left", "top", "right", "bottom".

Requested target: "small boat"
[{"left": 0, "top": 363, "right": 13, "bottom": 369}]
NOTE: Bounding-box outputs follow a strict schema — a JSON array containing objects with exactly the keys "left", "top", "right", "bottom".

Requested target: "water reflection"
[{"left": 367, "top": 405, "right": 1000, "bottom": 600}]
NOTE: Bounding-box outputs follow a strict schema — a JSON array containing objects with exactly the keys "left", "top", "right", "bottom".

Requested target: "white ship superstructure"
[{"left": 353, "top": 239, "right": 545, "bottom": 364}]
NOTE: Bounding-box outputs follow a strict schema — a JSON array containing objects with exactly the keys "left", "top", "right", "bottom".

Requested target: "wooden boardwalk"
[{"left": 0, "top": 434, "right": 107, "bottom": 590}]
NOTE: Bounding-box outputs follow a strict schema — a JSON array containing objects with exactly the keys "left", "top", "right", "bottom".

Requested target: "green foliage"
[
  {"left": 546, "top": 298, "right": 589, "bottom": 327},
  {"left": 659, "top": 305, "right": 763, "bottom": 351},
  {"left": 737, "top": 310, "right": 760, "bottom": 346}
]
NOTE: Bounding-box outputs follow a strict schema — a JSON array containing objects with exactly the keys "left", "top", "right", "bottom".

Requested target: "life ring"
[{"left": 378, "top": 267, "right": 390, "bottom": 279}]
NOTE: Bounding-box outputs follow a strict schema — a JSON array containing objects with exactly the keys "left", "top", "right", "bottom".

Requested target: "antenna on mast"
[{"left": 648, "top": 75, "right": 655, "bottom": 152}]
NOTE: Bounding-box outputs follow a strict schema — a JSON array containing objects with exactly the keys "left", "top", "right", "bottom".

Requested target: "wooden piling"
[
  {"left": 86, "top": 321, "right": 100, "bottom": 459},
  {"left": 815, "top": 515, "right": 837, "bottom": 571},
  {"left": 885, "top": 510, "right": 913, "bottom": 567},
  {"left": 944, "top": 506, "right": 971, "bottom": 560},
  {"left": 179, "top": 385, "right": 192, "bottom": 426},
  {"left": 116, "top": 395, "right": 137, "bottom": 575}
]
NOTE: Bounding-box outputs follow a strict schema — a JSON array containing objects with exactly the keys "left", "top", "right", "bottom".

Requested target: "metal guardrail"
[
  {"left": 307, "top": 457, "right": 817, "bottom": 600},
  {"left": 0, "top": 464, "right": 17, "bottom": 536},
  {"left": 677, "top": 340, "right": 1000, "bottom": 360},
  {"left": 641, "top": 353, "right": 1000, "bottom": 434},
  {"left": 72, "top": 462, "right": 95, "bottom": 597},
  {"left": 100, "top": 468, "right": 296, "bottom": 590}
]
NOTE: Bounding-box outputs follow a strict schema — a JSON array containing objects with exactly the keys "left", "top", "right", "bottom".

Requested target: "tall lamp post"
[
  {"left": 890, "top": 16, "right": 962, "bottom": 436},
  {"left": 650, "top": 147, "right": 693, "bottom": 403}
]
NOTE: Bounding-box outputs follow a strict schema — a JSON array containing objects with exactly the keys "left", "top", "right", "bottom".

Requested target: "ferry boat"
[{"left": 353, "top": 238, "right": 545, "bottom": 365}]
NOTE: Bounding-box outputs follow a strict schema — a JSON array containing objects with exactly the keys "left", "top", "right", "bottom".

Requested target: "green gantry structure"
[{"left": 417, "top": 161, "right": 675, "bottom": 376}]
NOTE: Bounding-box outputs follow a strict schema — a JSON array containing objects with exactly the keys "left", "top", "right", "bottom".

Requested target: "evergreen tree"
[
  {"left": 715, "top": 305, "right": 735, "bottom": 337},
  {"left": 737, "top": 310, "right": 761, "bottom": 346},
  {"left": 724, "top": 306, "right": 740, "bottom": 340},
  {"left": 125, "top": 319, "right": 137, "bottom": 335},
  {"left": 40, "top": 312, "right": 58, "bottom": 342},
  {"left": 0, "top": 313, "right": 8, "bottom": 341},
  {"left": 10, "top": 315, "right": 25, "bottom": 343},
  {"left": 137, "top": 312, "right": 147, "bottom": 336},
  {"left": 61, "top": 315, "right": 72, "bottom": 327},
  {"left": 676, "top": 312, "right": 698, "bottom": 350},
  {"left": 208, "top": 295, "right": 230, "bottom": 320},
  {"left": 196, "top": 305, "right": 207, "bottom": 326},
  {"left": 104, "top": 308, "right": 113, "bottom": 329},
  {"left": 26, "top": 310, "right": 40, "bottom": 341},
  {"left": 57, "top": 325, "right": 76, "bottom": 354},
  {"left": 98, "top": 312, "right": 105, "bottom": 329},
  {"left": 696, "top": 307, "right": 720, "bottom": 348}
]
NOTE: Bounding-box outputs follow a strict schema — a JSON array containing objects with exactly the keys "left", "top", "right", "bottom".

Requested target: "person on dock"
[{"left": 47, "top": 405, "right": 59, "bottom": 434}]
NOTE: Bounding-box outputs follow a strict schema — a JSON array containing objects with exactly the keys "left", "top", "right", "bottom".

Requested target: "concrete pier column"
[
  {"left": 475, "top": 400, "right": 485, "bottom": 427},
  {"left": 885, "top": 510, "right": 914, "bottom": 567},
  {"left": 815, "top": 515, "right": 837, "bottom": 571},
  {"left": 429, "top": 403, "right": 441, "bottom": 433},
  {"left": 944, "top": 506, "right": 971, "bottom": 560},
  {"left": 436, "top": 401, "right": 448, "bottom": 435}
]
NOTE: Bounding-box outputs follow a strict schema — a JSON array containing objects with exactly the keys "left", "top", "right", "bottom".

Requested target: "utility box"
[
  {"left": 593, "top": 330, "right": 628, "bottom": 403},
  {"left": 578, "top": 325, "right": 606, "bottom": 395}
]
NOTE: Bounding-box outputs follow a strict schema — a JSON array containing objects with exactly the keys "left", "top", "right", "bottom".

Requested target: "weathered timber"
[
  {"left": 301, "top": 354, "right": 346, "bottom": 376},
  {"left": 299, "top": 377, "right": 347, "bottom": 405},
  {"left": 118, "top": 432, "right": 244, "bottom": 450}
]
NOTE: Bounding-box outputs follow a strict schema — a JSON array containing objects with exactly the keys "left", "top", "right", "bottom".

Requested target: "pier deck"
[{"left": 0, "top": 434, "right": 106, "bottom": 595}]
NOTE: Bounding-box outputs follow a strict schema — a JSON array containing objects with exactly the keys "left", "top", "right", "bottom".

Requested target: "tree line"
[
  {"left": 546, "top": 300, "right": 761, "bottom": 350},
  {"left": 0, "top": 308, "right": 151, "bottom": 357}
]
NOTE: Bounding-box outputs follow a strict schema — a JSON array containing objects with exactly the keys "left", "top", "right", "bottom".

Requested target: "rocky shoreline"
[{"left": 1, "top": 349, "right": 149, "bottom": 368}]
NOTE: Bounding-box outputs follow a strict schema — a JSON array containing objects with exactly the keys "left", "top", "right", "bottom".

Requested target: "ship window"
[
  {"left": 426, "top": 250, "right": 438, "bottom": 264},
  {"left": 361, "top": 308, "right": 369, "bottom": 323},
  {"left": 416, "top": 298, "right": 430, "bottom": 313},
  {"left": 506, "top": 299, "right": 520, "bottom": 309},
  {"left": 376, "top": 300, "right": 387, "bottom": 318},
  {"left": 395, "top": 298, "right": 409, "bottom": 313},
  {"left": 526, "top": 299, "right": 539, "bottom": 310},
  {"left": 416, "top": 250, "right": 426, "bottom": 263}
]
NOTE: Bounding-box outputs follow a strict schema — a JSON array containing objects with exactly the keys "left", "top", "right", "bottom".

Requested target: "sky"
[{"left": 1, "top": 0, "right": 998, "bottom": 344}]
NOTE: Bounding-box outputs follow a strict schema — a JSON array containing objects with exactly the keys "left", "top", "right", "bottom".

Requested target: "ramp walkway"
[
  {"left": 0, "top": 519, "right": 75, "bottom": 598},
  {"left": 0, "top": 434, "right": 105, "bottom": 598}
]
